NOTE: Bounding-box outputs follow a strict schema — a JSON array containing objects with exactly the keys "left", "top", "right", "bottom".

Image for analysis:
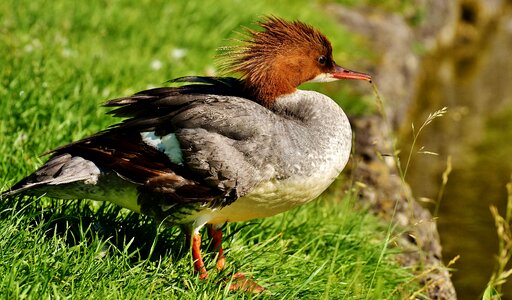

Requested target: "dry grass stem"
[{"left": 484, "top": 177, "right": 512, "bottom": 299}]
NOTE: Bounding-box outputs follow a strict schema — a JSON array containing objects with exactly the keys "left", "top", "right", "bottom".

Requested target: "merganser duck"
[{"left": 2, "top": 16, "right": 371, "bottom": 289}]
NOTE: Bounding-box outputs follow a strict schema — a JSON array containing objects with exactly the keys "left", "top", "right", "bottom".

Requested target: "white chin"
[{"left": 305, "top": 73, "right": 337, "bottom": 83}]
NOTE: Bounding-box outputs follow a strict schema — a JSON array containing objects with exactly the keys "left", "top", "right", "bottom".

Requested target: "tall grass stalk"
[
  {"left": 369, "top": 82, "right": 451, "bottom": 296},
  {"left": 367, "top": 83, "right": 404, "bottom": 297},
  {"left": 484, "top": 177, "right": 512, "bottom": 299},
  {"left": 403, "top": 107, "right": 447, "bottom": 179}
]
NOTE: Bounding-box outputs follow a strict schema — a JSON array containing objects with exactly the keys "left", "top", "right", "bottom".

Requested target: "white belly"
[
  {"left": 74, "top": 152, "right": 346, "bottom": 228},
  {"left": 206, "top": 169, "right": 341, "bottom": 224}
]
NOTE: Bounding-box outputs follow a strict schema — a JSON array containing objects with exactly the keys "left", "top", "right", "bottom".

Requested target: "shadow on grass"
[{"left": 0, "top": 196, "right": 190, "bottom": 264}]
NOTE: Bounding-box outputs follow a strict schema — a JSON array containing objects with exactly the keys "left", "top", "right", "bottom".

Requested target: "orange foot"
[
  {"left": 226, "top": 272, "right": 266, "bottom": 293},
  {"left": 189, "top": 226, "right": 264, "bottom": 293}
]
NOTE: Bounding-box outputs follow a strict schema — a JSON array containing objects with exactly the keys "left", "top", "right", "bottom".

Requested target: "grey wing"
[
  {"left": 104, "top": 93, "right": 277, "bottom": 208},
  {"left": 3, "top": 81, "right": 276, "bottom": 209},
  {"left": 170, "top": 96, "right": 276, "bottom": 204}
]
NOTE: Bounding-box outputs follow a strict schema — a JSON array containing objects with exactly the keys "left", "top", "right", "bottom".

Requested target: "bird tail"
[{"left": 1, "top": 153, "right": 101, "bottom": 199}]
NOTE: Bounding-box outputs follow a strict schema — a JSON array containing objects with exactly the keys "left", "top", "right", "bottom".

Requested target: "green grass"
[
  {"left": 0, "top": 190, "right": 416, "bottom": 299},
  {"left": 1, "top": 0, "right": 418, "bottom": 298}
]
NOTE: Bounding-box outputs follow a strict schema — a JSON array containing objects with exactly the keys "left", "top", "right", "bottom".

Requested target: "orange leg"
[
  {"left": 207, "top": 224, "right": 225, "bottom": 271},
  {"left": 185, "top": 225, "right": 265, "bottom": 292},
  {"left": 187, "top": 232, "right": 208, "bottom": 279}
]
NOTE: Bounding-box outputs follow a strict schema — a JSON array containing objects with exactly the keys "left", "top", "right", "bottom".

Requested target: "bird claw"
[
  {"left": 216, "top": 255, "right": 226, "bottom": 271},
  {"left": 225, "top": 272, "right": 266, "bottom": 293}
]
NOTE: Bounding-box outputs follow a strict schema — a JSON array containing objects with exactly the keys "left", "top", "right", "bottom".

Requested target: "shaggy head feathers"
[{"left": 220, "top": 17, "right": 336, "bottom": 107}]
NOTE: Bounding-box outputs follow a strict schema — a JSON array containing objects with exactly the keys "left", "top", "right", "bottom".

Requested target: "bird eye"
[{"left": 317, "top": 55, "right": 327, "bottom": 65}]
